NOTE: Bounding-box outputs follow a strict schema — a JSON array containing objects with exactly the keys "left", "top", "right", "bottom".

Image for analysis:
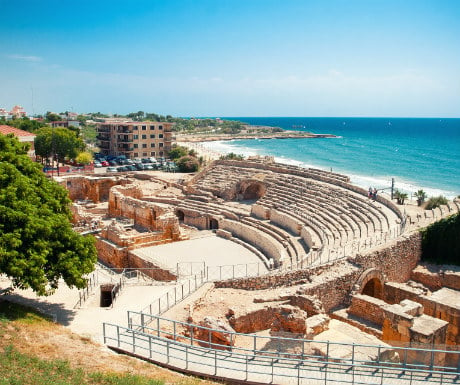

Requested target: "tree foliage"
[
  {"left": 34, "top": 127, "right": 85, "bottom": 161},
  {"left": 0, "top": 135, "right": 97, "bottom": 295},
  {"left": 421, "top": 213, "right": 460, "bottom": 265},
  {"left": 168, "top": 145, "right": 189, "bottom": 161},
  {"left": 176, "top": 155, "right": 199, "bottom": 172},
  {"left": 75, "top": 151, "right": 93, "bottom": 165},
  {"left": 0, "top": 117, "right": 46, "bottom": 133}
]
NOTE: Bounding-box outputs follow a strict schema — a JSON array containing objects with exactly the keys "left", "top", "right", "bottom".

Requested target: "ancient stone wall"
[
  {"left": 108, "top": 185, "right": 181, "bottom": 239},
  {"left": 353, "top": 233, "right": 422, "bottom": 283},
  {"left": 410, "top": 265, "right": 460, "bottom": 291},
  {"left": 95, "top": 238, "right": 128, "bottom": 267},
  {"left": 348, "top": 294, "right": 387, "bottom": 326},
  {"left": 215, "top": 260, "right": 361, "bottom": 312},
  {"left": 215, "top": 232, "right": 423, "bottom": 312},
  {"left": 61, "top": 176, "right": 122, "bottom": 203}
]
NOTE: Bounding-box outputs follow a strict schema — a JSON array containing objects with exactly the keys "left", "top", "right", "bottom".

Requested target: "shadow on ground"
[{"left": 0, "top": 294, "right": 76, "bottom": 325}]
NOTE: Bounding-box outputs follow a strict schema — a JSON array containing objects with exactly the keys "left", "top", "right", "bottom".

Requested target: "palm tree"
[
  {"left": 394, "top": 189, "right": 408, "bottom": 205},
  {"left": 414, "top": 189, "right": 427, "bottom": 206}
]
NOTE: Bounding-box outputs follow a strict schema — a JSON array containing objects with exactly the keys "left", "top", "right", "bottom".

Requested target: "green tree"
[
  {"left": 394, "top": 189, "right": 408, "bottom": 205},
  {"left": 75, "top": 151, "right": 93, "bottom": 165},
  {"left": 414, "top": 189, "right": 427, "bottom": 206},
  {"left": 45, "top": 111, "right": 61, "bottom": 122},
  {"left": 1, "top": 117, "right": 47, "bottom": 133},
  {"left": 421, "top": 213, "right": 459, "bottom": 265},
  {"left": 0, "top": 135, "right": 97, "bottom": 295},
  {"left": 34, "top": 127, "right": 85, "bottom": 165},
  {"left": 168, "top": 145, "right": 189, "bottom": 160},
  {"left": 176, "top": 155, "right": 199, "bottom": 172}
]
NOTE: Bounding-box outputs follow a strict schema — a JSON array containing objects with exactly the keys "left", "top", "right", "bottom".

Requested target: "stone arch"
[{"left": 354, "top": 268, "right": 386, "bottom": 299}]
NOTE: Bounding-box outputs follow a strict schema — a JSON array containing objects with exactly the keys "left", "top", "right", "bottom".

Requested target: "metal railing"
[{"left": 103, "top": 318, "right": 460, "bottom": 385}]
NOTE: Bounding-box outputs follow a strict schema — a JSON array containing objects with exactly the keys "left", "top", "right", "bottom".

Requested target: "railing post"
[
  {"left": 245, "top": 354, "right": 248, "bottom": 381},
  {"left": 132, "top": 329, "right": 135, "bottom": 353},
  {"left": 103, "top": 323, "right": 106, "bottom": 344},
  {"left": 149, "top": 335, "right": 152, "bottom": 359},
  {"left": 157, "top": 317, "right": 160, "bottom": 337},
  {"left": 141, "top": 313, "right": 145, "bottom": 333},
  {"left": 185, "top": 344, "right": 189, "bottom": 370},
  {"left": 214, "top": 348, "right": 217, "bottom": 375}
]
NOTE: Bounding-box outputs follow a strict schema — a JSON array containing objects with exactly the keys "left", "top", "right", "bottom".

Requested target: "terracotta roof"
[{"left": 0, "top": 125, "right": 36, "bottom": 138}]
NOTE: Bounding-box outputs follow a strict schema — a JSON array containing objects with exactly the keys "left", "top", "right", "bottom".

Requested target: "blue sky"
[{"left": 1, "top": 0, "right": 459, "bottom": 117}]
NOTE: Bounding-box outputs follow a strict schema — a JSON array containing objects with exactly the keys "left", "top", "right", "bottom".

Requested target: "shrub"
[
  {"left": 176, "top": 155, "right": 199, "bottom": 172},
  {"left": 220, "top": 152, "right": 244, "bottom": 160},
  {"left": 421, "top": 213, "right": 460, "bottom": 265},
  {"left": 424, "top": 196, "right": 448, "bottom": 210}
]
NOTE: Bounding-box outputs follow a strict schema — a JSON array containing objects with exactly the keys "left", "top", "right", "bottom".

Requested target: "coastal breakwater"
[{"left": 175, "top": 131, "right": 337, "bottom": 142}]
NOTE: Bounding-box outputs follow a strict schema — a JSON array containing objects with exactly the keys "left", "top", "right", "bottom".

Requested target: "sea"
[{"left": 200, "top": 118, "right": 460, "bottom": 199}]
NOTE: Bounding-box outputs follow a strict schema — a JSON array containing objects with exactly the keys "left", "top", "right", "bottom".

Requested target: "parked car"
[
  {"left": 135, "top": 163, "right": 145, "bottom": 170},
  {"left": 101, "top": 161, "right": 109, "bottom": 167},
  {"left": 141, "top": 158, "right": 151, "bottom": 164},
  {"left": 116, "top": 166, "right": 128, "bottom": 172},
  {"left": 126, "top": 165, "right": 137, "bottom": 171},
  {"left": 93, "top": 161, "right": 102, "bottom": 168},
  {"left": 125, "top": 159, "right": 134, "bottom": 165},
  {"left": 106, "top": 167, "right": 117, "bottom": 173},
  {"left": 132, "top": 158, "right": 142, "bottom": 164},
  {"left": 144, "top": 164, "right": 154, "bottom": 170},
  {"left": 109, "top": 160, "right": 118, "bottom": 166}
]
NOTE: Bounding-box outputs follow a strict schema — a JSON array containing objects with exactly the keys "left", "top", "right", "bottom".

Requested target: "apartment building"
[{"left": 96, "top": 120, "right": 173, "bottom": 158}]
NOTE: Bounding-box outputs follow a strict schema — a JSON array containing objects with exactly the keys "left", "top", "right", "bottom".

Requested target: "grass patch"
[
  {"left": 0, "top": 345, "right": 163, "bottom": 385},
  {"left": 0, "top": 300, "right": 50, "bottom": 324}
]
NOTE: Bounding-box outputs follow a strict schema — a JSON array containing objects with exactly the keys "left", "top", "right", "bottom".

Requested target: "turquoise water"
[{"left": 202, "top": 118, "right": 460, "bottom": 199}]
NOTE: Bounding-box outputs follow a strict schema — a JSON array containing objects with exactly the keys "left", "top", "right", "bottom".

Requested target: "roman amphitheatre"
[{"left": 3, "top": 155, "right": 460, "bottom": 384}]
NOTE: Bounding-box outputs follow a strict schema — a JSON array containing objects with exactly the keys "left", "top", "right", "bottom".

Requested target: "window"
[
  {"left": 159, "top": 143, "right": 164, "bottom": 147},
  {"left": 150, "top": 143, "right": 155, "bottom": 147},
  {"left": 150, "top": 134, "right": 155, "bottom": 138},
  {"left": 142, "top": 125, "right": 146, "bottom": 130},
  {"left": 142, "top": 152, "right": 147, "bottom": 156},
  {"left": 142, "top": 134, "right": 147, "bottom": 139},
  {"left": 134, "top": 144, "right": 138, "bottom": 148},
  {"left": 159, "top": 134, "right": 163, "bottom": 138},
  {"left": 142, "top": 143, "right": 147, "bottom": 148},
  {"left": 133, "top": 126, "right": 138, "bottom": 130},
  {"left": 134, "top": 153, "right": 138, "bottom": 157},
  {"left": 159, "top": 151, "right": 164, "bottom": 156},
  {"left": 150, "top": 151, "right": 156, "bottom": 156},
  {"left": 158, "top": 125, "right": 163, "bottom": 130},
  {"left": 133, "top": 134, "right": 138, "bottom": 139},
  {"left": 150, "top": 125, "right": 155, "bottom": 130}
]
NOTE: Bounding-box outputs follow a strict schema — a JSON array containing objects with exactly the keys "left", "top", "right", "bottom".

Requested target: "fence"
[{"left": 103, "top": 316, "right": 460, "bottom": 385}]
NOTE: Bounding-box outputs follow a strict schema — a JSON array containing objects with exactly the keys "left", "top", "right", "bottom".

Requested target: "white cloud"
[{"left": 7, "top": 54, "right": 43, "bottom": 62}]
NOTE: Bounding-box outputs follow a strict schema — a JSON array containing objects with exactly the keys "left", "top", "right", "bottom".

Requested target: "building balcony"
[
  {"left": 96, "top": 134, "right": 110, "bottom": 141},
  {"left": 116, "top": 126, "right": 132, "bottom": 133},
  {"left": 117, "top": 137, "right": 133, "bottom": 143},
  {"left": 99, "top": 142, "right": 110, "bottom": 149}
]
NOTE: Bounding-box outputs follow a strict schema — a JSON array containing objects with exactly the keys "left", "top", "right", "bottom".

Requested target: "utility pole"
[{"left": 391, "top": 178, "right": 395, "bottom": 200}]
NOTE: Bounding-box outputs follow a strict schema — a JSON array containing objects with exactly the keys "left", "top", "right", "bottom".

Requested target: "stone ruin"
[{"left": 60, "top": 158, "right": 460, "bottom": 368}]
